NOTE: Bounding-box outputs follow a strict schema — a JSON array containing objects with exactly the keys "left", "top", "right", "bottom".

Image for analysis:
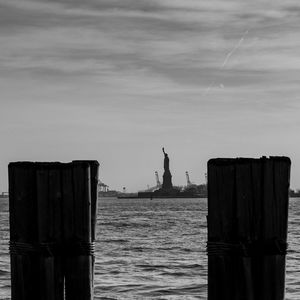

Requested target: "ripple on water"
[{"left": 0, "top": 198, "right": 300, "bottom": 299}]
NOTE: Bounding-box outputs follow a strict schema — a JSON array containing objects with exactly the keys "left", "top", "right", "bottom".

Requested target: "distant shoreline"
[{"left": 1, "top": 196, "right": 300, "bottom": 200}]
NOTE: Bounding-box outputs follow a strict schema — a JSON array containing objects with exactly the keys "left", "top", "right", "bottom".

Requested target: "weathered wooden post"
[
  {"left": 9, "top": 161, "right": 99, "bottom": 300},
  {"left": 9, "top": 162, "right": 65, "bottom": 300},
  {"left": 72, "top": 161, "right": 99, "bottom": 242},
  {"left": 77, "top": 161, "right": 100, "bottom": 289},
  {"left": 64, "top": 161, "right": 99, "bottom": 300},
  {"left": 207, "top": 157, "right": 290, "bottom": 300},
  {"left": 35, "top": 163, "right": 64, "bottom": 300},
  {"left": 9, "top": 162, "right": 41, "bottom": 300}
]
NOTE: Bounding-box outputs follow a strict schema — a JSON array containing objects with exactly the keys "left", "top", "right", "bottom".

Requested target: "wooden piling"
[
  {"left": 207, "top": 157, "right": 290, "bottom": 300},
  {"left": 9, "top": 161, "right": 99, "bottom": 300},
  {"left": 72, "top": 160, "right": 100, "bottom": 291},
  {"left": 9, "top": 162, "right": 40, "bottom": 300},
  {"left": 63, "top": 161, "right": 98, "bottom": 300},
  {"left": 72, "top": 161, "right": 100, "bottom": 242},
  {"left": 36, "top": 164, "right": 64, "bottom": 300},
  {"left": 64, "top": 162, "right": 93, "bottom": 300}
]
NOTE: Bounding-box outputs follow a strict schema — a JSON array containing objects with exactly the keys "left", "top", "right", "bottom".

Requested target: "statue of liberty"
[
  {"left": 162, "top": 147, "right": 170, "bottom": 171},
  {"left": 162, "top": 147, "right": 173, "bottom": 190}
]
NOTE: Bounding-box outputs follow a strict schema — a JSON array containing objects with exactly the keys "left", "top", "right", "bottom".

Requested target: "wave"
[
  {"left": 0, "top": 269, "right": 9, "bottom": 276},
  {"left": 101, "top": 239, "right": 129, "bottom": 243},
  {"left": 137, "top": 283, "right": 206, "bottom": 298}
]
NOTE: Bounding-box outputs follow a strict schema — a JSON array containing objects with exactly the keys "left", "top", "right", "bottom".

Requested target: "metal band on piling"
[
  {"left": 9, "top": 241, "right": 95, "bottom": 257},
  {"left": 206, "top": 239, "right": 288, "bottom": 257}
]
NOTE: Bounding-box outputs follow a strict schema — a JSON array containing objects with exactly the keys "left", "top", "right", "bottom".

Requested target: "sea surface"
[{"left": 0, "top": 197, "right": 299, "bottom": 299}]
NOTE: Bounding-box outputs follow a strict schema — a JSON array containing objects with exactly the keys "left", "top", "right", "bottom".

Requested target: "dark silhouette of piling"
[
  {"left": 207, "top": 157, "right": 290, "bottom": 300},
  {"left": 36, "top": 164, "right": 64, "bottom": 300},
  {"left": 9, "top": 161, "right": 99, "bottom": 300}
]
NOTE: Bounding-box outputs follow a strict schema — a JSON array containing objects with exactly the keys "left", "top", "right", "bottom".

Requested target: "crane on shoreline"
[
  {"left": 185, "top": 171, "right": 192, "bottom": 186},
  {"left": 155, "top": 171, "right": 161, "bottom": 188},
  {"left": 141, "top": 171, "right": 162, "bottom": 192}
]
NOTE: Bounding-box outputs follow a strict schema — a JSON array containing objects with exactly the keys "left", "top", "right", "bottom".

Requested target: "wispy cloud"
[
  {"left": 1, "top": 0, "right": 299, "bottom": 88},
  {"left": 0, "top": 0, "right": 300, "bottom": 190}
]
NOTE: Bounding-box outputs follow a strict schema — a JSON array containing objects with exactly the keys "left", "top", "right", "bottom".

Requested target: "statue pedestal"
[
  {"left": 162, "top": 170, "right": 173, "bottom": 190},
  {"left": 153, "top": 170, "right": 179, "bottom": 197}
]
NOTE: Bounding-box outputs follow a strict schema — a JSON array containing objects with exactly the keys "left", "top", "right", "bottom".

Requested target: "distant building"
[
  {"left": 98, "top": 180, "right": 109, "bottom": 192},
  {"left": 97, "top": 180, "right": 120, "bottom": 197},
  {"left": 290, "top": 189, "right": 300, "bottom": 197}
]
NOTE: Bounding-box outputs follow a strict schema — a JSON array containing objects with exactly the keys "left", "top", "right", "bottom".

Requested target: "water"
[{"left": 0, "top": 197, "right": 300, "bottom": 299}]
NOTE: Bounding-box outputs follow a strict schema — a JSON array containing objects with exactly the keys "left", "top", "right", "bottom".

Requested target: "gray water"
[{"left": 0, "top": 197, "right": 299, "bottom": 299}]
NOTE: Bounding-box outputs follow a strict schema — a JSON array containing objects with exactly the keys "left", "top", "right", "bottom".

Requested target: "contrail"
[
  {"left": 202, "top": 29, "right": 249, "bottom": 96},
  {"left": 221, "top": 30, "right": 248, "bottom": 68},
  {"left": 202, "top": 19, "right": 299, "bottom": 96},
  {"left": 203, "top": 81, "right": 215, "bottom": 95}
]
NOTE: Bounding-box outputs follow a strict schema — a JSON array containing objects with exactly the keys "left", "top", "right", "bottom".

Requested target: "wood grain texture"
[
  {"left": 207, "top": 157, "right": 290, "bottom": 300},
  {"left": 9, "top": 162, "right": 39, "bottom": 300},
  {"left": 64, "top": 162, "right": 93, "bottom": 300},
  {"left": 9, "top": 161, "right": 99, "bottom": 300}
]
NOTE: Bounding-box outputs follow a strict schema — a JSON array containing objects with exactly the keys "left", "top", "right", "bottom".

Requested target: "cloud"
[
  {"left": 0, "top": 0, "right": 300, "bottom": 115},
  {"left": 1, "top": 0, "right": 299, "bottom": 87},
  {"left": 1, "top": 0, "right": 300, "bottom": 192}
]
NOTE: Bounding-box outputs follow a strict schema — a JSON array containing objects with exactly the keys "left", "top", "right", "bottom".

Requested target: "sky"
[{"left": 0, "top": 0, "right": 300, "bottom": 192}]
